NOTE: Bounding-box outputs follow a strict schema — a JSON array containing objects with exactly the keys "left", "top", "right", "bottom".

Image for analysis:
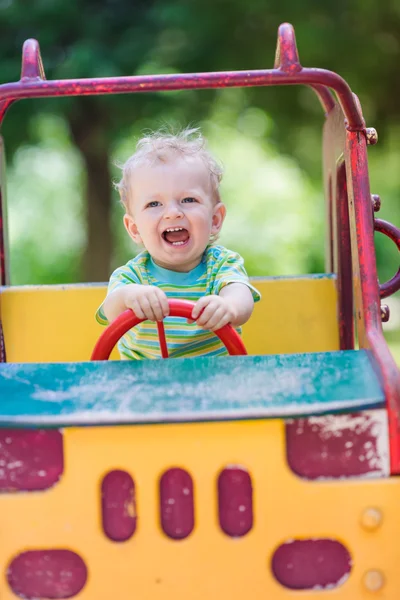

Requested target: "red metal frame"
[{"left": 0, "top": 22, "right": 399, "bottom": 469}]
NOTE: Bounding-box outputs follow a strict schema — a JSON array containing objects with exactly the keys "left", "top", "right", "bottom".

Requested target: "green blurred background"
[{"left": 0, "top": 0, "right": 399, "bottom": 358}]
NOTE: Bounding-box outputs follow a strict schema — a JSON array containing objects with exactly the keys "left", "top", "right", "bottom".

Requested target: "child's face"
[{"left": 123, "top": 156, "right": 226, "bottom": 272}]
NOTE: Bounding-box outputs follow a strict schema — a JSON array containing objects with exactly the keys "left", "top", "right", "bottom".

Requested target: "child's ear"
[
  {"left": 211, "top": 202, "right": 226, "bottom": 236},
  {"left": 124, "top": 213, "right": 142, "bottom": 245}
]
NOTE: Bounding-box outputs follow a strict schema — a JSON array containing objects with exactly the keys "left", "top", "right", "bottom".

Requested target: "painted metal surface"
[
  {"left": 101, "top": 470, "right": 137, "bottom": 542},
  {"left": 322, "top": 99, "right": 400, "bottom": 474},
  {"left": 286, "top": 410, "right": 389, "bottom": 479},
  {"left": 7, "top": 550, "right": 87, "bottom": 599},
  {"left": 159, "top": 468, "right": 194, "bottom": 540},
  {"left": 0, "top": 428, "right": 63, "bottom": 491},
  {"left": 374, "top": 218, "right": 400, "bottom": 298},
  {"left": 0, "top": 420, "right": 397, "bottom": 600},
  {"left": 217, "top": 467, "right": 253, "bottom": 537},
  {"left": 271, "top": 539, "right": 352, "bottom": 590},
  {"left": 0, "top": 351, "right": 384, "bottom": 426},
  {"left": 0, "top": 137, "right": 8, "bottom": 288},
  {"left": 345, "top": 128, "right": 400, "bottom": 473},
  {"left": 336, "top": 161, "right": 354, "bottom": 350}
]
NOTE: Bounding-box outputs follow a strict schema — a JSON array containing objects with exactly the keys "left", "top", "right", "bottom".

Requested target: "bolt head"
[
  {"left": 360, "top": 507, "right": 383, "bottom": 530},
  {"left": 381, "top": 305, "right": 390, "bottom": 322},
  {"left": 366, "top": 127, "right": 378, "bottom": 145},
  {"left": 363, "top": 570, "right": 385, "bottom": 592},
  {"left": 371, "top": 194, "right": 381, "bottom": 212}
]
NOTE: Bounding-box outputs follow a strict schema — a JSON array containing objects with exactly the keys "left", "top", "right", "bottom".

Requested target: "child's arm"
[
  {"left": 103, "top": 284, "right": 169, "bottom": 323},
  {"left": 191, "top": 283, "right": 254, "bottom": 331}
]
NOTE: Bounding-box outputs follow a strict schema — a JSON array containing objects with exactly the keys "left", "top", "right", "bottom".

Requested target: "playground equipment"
[{"left": 0, "top": 21, "right": 399, "bottom": 600}]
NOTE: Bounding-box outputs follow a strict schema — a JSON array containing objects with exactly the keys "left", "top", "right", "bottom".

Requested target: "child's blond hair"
[{"left": 115, "top": 127, "right": 224, "bottom": 208}]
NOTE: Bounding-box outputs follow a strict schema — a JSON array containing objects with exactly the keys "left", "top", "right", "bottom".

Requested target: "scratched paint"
[
  {"left": 0, "top": 429, "right": 63, "bottom": 491},
  {"left": 0, "top": 352, "right": 384, "bottom": 426},
  {"left": 286, "top": 410, "right": 389, "bottom": 479}
]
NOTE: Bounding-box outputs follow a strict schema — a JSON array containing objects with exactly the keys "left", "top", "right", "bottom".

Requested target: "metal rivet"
[
  {"left": 371, "top": 194, "right": 381, "bottom": 212},
  {"left": 361, "top": 507, "right": 383, "bottom": 530},
  {"left": 381, "top": 305, "right": 390, "bottom": 323},
  {"left": 366, "top": 127, "right": 378, "bottom": 145},
  {"left": 363, "top": 569, "right": 385, "bottom": 592}
]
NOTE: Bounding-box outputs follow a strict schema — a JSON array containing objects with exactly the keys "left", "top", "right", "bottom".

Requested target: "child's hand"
[
  {"left": 123, "top": 284, "right": 169, "bottom": 322},
  {"left": 191, "top": 295, "right": 237, "bottom": 331}
]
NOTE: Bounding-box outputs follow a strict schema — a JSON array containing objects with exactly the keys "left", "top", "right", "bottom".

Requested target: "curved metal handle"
[{"left": 374, "top": 218, "right": 400, "bottom": 299}]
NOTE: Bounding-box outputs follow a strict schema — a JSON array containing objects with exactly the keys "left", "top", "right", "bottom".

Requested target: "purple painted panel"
[
  {"left": 218, "top": 467, "right": 253, "bottom": 537},
  {"left": 0, "top": 429, "right": 63, "bottom": 491},
  {"left": 286, "top": 410, "right": 389, "bottom": 479},
  {"left": 159, "top": 468, "right": 194, "bottom": 540},
  {"left": 7, "top": 550, "right": 87, "bottom": 598},
  {"left": 272, "top": 539, "right": 351, "bottom": 590},
  {"left": 101, "top": 470, "right": 136, "bottom": 542}
]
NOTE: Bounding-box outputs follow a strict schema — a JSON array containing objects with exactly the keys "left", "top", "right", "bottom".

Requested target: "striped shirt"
[{"left": 96, "top": 244, "right": 261, "bottom": 360}]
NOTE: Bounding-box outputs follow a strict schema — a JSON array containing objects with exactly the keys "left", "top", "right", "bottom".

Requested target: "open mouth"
[{"left": 162, "top": 227, "right": 190, "bottom": 246}]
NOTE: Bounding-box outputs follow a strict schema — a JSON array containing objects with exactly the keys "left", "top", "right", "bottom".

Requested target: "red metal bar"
[
  {"left": 0, "top": 137, "right": 9, "bottom": 287},
  {"left": 336, "top": 162, "right": 354, "bottom": 350},
  {"left": 157, "top": 321, "right": 169, "bottom": 359},
  {"left": 0, "top": 69, "right": 364, "bottom": 130},
  {"left": 345, "top": 131, "right": 400, "bottom": 474},
  {"left": 323, "top": 104, "right": 355, "bottom": 349},
  {"left": 309, "top": 85, "right": 336, "bottom": 116},
  {"left": 0, "top": 24, "right": 364, "bottom": 131},
  {"left": 374, "top": 218, "right": 400, "bottom": 298}
]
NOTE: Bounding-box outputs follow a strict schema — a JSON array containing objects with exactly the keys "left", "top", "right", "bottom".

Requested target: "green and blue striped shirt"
[{"left": 96, "top": 244, "right": 261, "bottom": 360}]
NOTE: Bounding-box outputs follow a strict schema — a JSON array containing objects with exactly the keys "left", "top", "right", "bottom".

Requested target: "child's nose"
[{"left": 164, "top": 203, "right": 183, "bottom": 218}]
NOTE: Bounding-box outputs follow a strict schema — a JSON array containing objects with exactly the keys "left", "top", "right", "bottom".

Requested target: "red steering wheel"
[{"left": 91, "top": 299, "right": 247, "bottom": 360}]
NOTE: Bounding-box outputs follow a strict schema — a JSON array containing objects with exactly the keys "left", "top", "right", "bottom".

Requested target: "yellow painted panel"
[
  {"left": 0, "top": 420, "right": 397, "bottom": 599},
  {"left": 0, "top": 277, "right": 339, "bottom": 363},
  {"left": 242, "top": 277, "right": 339, "bottom": 354}
]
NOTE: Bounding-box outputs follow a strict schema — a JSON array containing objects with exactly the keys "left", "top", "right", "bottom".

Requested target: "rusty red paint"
[
  {"left": 101, "top": 470, "right": 136, "bottom": 542},
  {"left": 7, "top": 550, "right": 87, "bottom": 599},
  {"left": 322, "top": 99, "right": 400, "bottom": 475},
  {"left": 286, "top": 411, "right": 389, "bottom": 479},
  {"left": 336, "top": 162, "right": 354, "bottom": 349},
  {"left": 159, "top": 468, "right": 194, "bottom": 540},
  {"left": 272, "top": 539, "right": 351, "bottom": 590},
  {"left": 274, "top": 23, "right": 301, "bottom": 73},
  {"left": 346, "top": 130, "right": 400, "bottom": 474},
  {"left": 218, "top": 467, "right": 253, "bottom": 537},
  {"left": 374, "top": 218, "right": 400, "bottom": 298},
  {"left": 0, "top": 429, "right": 63, "bottom": 491},
  {"left": 21, "top": 39, "right": 46, "bottom": 81},
  {"left": 0, "top": 25, "right": 363, "bottom": 131}
]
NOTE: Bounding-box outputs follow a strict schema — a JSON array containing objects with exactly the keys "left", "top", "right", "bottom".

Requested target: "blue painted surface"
[{"left": 0, "top": 350, "right": 384, "bottom": 427}]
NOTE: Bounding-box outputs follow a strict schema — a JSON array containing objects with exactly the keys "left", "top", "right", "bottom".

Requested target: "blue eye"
[
  {"left": 182, "top": 197, "right": 197, "bottom": 203},
  {"left": 146, "top": 201, "right": 161, "bottom": 208}
]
